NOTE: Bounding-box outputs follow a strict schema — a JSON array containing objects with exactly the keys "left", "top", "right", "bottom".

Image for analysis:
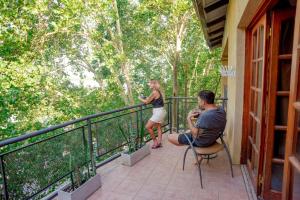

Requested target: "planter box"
[
  {"left": 121, "top": 144, "right": 151, "bottom": 166},
  {"left": 58, "top": 174, "right": 101, "bottom": 200}
]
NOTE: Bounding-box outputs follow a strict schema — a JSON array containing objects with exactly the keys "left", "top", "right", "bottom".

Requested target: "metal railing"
[
  {"left": 0, "top": 102, "right": 171, "bottom": 200},
  {"left": 170, "top": 97, "right": 227, "bottom": 132},
  {"left": 0, "top": 97, "right": 227, "bottom": 199}
]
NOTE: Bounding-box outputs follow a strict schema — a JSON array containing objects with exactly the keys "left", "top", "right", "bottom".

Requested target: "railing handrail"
[
  {"left": 167, "top": 96, "right": 228, "bottom": 100},
  {"left": 0, "top": 96, "right": 227, "bottom": 199},
  {"left": 0, "top": 102, "right": 149, "bottom": 148},
  {"left": 0, "top": 97, "right": 227, "bottom": 148}
]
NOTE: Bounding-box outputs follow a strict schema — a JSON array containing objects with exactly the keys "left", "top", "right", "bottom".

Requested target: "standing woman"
[{"left": 139, "top": 80, "right": 167, "bottom": 149}]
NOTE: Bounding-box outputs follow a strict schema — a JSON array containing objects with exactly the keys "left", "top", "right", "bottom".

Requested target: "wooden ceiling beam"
[{"left": 204, "top": 0, "right": 229, "bottom": 13}]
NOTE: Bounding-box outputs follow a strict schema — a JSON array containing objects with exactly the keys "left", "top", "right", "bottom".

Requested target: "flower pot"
[
  {"left": 57, "top": 174, "right": 101, "bottom": 200},
  {"left": 121, "top": 144, "right": 151, "bottom": 166}
]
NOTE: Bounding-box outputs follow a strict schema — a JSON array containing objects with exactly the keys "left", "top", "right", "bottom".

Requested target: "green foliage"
[
  {"left": 118, "top": 113, "right": 146, "bottom": 154},
  {"left": 1, "top": 0, "right": 222, "bottom": 142},
  {"left": 0, "top": 0, "right": 223, "bottom": 198}
]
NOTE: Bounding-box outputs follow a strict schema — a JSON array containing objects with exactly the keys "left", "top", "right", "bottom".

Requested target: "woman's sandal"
[
  {"left": 151, "top": 143, "right": 162, "bottom": 149},
  {"left": 156, "top": 143, "right": 162, "bottom": 148}
]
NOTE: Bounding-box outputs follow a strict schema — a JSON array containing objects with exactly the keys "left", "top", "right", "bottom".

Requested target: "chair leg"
[
  {"left": 182, "top": 133, "right": 203, "bottom": 188},
  {"left": 207, "top": 155, "right": 210, "bottom": 164},
  {"left": 196, "top": 156, "right": 203, "bottom": 188},
  {"left": 223, "top": 143, "right": 234, "bottom": 177},
  {"left": 182, "top": 146, "right": 191, "bottom": 171}
]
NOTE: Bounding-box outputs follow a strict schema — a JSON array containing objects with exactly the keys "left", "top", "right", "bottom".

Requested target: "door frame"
[
  {"left": 241, "top": 0, "right": 279, "bottom": 197},
  {"left": 243, "top": 13, "right": 269, "bottom": 195},
  {"left": 263, "top": 9, "right": 295, "bottom": 200},
  {"left": 241, "top": 0, "right": 279, "bottom": 164},
  {"left": 282, "top": 0, "right": 300, "bottom": 199}
]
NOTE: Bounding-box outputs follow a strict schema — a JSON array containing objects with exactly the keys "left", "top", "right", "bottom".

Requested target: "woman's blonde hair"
[
  {"left": 150, "top": 79, "right": 165, "bottom": 100},
  {"left": 150, "top": 79, "right": 160, "bottom": 90}
]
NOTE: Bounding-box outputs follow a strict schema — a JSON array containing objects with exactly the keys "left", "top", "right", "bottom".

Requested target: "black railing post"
[
  {"left": 184, "top": 98, "right": 187, "bottom": 131},
  {"left": 139, "top": 105, "right": 143, "bottom": 145},
  {"left": 136, "top": 108, "right": 139, "bottom": 149},
  {"left": 70, "top": 172, "right": 74, "bottom": 191},
  {"left": 176, "top": 98, "right": 180, "bottom": 132},
  {"left": 0, "top": 156, "right": 8, "bottom": 200},
  {"left": 87, "top": 119, "right": 96, "bottom": 175},
  {"left": 82, "top": 126, "right": 89, "bottom": 164},
  {"left": 170, "top": 98, "right": 173, "bottom": 133},
  {"left": 167, "top": 101, "right": 170, "bottom": 128}
]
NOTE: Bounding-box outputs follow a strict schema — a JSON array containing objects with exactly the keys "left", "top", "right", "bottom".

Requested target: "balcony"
[
  {"left": 0, "top": 97, "right": 251, "bottom": 200},
  {"left": 88, "top": 135, "right": 248, "bottom": 200}
]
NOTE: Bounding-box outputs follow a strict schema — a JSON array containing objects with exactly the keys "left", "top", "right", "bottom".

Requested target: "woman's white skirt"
[{"left": 150, "top": 107, "right": 167, "bottom": 124}]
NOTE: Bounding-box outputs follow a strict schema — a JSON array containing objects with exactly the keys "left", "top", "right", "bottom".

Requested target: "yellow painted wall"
[{"left": 221, "top": 0, "right": 263, "bottom": 164}]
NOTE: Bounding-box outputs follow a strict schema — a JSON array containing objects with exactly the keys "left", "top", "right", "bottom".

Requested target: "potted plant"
[
  {"left": 57, "top": 153, "right": 101, "bottom": 200},
  {"left": 119, "top": 121, "right": 150, "bottom": 166}
]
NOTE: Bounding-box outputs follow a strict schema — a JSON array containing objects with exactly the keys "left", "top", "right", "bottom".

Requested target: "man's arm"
[
  {"left": 187, "top": 111, "right": 200, "bottom": 138},
  {"left": 187, "top": 118, "right": 199, "bottom": 137}
]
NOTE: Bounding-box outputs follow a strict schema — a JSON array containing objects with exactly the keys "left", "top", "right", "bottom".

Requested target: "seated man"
[{"left": 168, "top": 90, "right": 226, "bottom": 147}]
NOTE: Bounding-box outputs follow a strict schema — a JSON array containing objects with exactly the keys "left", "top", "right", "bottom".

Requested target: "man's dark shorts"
[
  {"left": 178, "top": 133, "right": 194, "bottom": 146},
  {"left": 178, "top": 133, "right": 215, "bottom": 147}
]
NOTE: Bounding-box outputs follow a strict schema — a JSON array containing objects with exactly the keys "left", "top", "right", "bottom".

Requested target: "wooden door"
[
  {"left": 246, "top": 14, "right": 267, "bottom": 194},
  {"left": 263, "top": 9, "right": 295, "bottom": 200},
  {"left": 282, "top": 1, "right": 300, "bottom": 199}
]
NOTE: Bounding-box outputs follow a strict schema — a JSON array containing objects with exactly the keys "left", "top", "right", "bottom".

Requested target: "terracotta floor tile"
[
  {"left": 134, "top": 183, "right": 166, "bottom": 200},
  {"left": 113, "top": 179, "right": 144, "bottom": 196},
  {"left": 105, "top": 192, "right": 135, "bottom": 200},
  {"left": 162, "top": 185, "right": 194, "bottom": 200},
  {"left": 88, "top": 134, "right": 249, "bottom": 200}
]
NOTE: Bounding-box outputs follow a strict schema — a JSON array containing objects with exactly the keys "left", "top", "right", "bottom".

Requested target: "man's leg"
[{"left": 168, "top": 132, "right": 184, "bottom": 146}]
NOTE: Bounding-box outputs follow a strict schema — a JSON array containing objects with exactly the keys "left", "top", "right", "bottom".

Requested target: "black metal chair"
[{"left": 182, "top": 132, "right": 234, "bottom": 188}]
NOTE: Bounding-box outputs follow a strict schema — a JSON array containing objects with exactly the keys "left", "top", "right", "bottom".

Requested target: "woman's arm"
[{"left": 138, "top": 91, "right": 157, "bottom": 104}]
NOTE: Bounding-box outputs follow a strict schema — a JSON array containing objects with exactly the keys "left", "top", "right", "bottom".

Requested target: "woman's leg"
[
  {"left": 156, "top": 123, "right": 163, "bottom": 145},
  {"left": 146, "top": 120, "right": 158, "bottom": 147}
]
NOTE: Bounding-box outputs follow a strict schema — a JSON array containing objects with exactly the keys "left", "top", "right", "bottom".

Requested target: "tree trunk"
[
  {"left": 112, "top": 0, "right": 135, "bottom": 105},
  {"left": 184, "top": 64, "right": 188, "bottom": 131},
  {"left": 188, "top": 52, "right": 200, "bottom": 96},
  {"left": 171, "top": 12, "right": 189, "bottom": 131},
  {"left": 172, "top": 50, "right": 179, "bottom": 131}
]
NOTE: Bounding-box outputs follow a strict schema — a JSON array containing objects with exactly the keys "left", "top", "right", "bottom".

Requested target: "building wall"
[{"left": 221, "top": 0, "right": 262, "bottom": 164}]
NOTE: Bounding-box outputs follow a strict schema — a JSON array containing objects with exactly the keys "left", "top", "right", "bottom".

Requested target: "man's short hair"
[{"left": 198, "top": 90, "right": 215, "bottom": 104}]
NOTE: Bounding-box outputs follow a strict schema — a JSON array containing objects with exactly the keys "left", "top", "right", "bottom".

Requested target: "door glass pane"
[
  {"left": 271, "top": 163, "right": 284, "bottom": 191},
  {"left": 253, "top": 31, "right": 258, "bottom": 59},
  {"left": 277, "top": 60, "right": 292, "bottom": 91},
  {"left": 257, "top": 61, "right": 263, "bottom": 88},
  {"left": 295, "top": 111, "right": 300, "bottom": 160},
  {"left": 292, "top": 167, "right": 300, "bottom": 200},
  {"left": 258, "top": 26, "right": 264, "bottom": 58},
  {"left": 279, "top": 18, "right": 295, "bottom": 55},
  {"left": 251, "top": 90, "right": 255, "bottom": 113},
  {"left": 249, "top": 116, "right": 254, "bottom": 137},
  {"left": 253, "top": 152, "right": 259, "bottom": 175},
  {"left": 273, "top": 130, "right": 286, "bottom": 159},
  {"left": 257, "top": 91, "right": 262, "bottom": 118},
  {"left": 252, "top": 62, "right": 257, "bottom": 86},
  {"left": 255, "top": 121, "right": 260, "bottom": 148},
  {"left": 252, "top": 118, "right": 257, "bottom": 139},
  {"left": 275, "top": 96, "right": 289, "bottom": 125},
  {"left": 254, "top": 91, "right": 258, "bottom": 116},
  {"left": 247, "top": 140, "right": 252, "bottom": 161}
]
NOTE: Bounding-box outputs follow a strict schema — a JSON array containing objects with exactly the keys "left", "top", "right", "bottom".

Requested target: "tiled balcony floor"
[{"left": 88, "top": 134, "right": 249, "bottom": 200}]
